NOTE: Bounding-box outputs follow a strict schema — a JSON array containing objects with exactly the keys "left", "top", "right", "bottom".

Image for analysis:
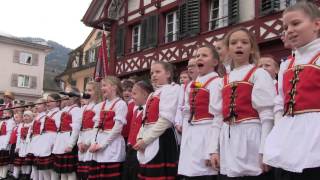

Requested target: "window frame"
[
  {"left": 209, "top": 0, "right": 220, "bottom": 31},
  {"left": 165, "top": 11, "right": 179, "bottom": 43},
  {"left": 17, "top": 74, "right": 31, "bottom": 88},
  {"left": 132, "top": 24, "right": 141, "bottom": 52},
  {"left": 19, "top": 52, "right": 33, "bottom": 65}
]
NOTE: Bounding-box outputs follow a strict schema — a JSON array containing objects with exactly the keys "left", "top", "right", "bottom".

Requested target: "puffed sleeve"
[
  {"left": 207, "top": 78, "right": 224, "bottom": 155},
  {"left": 99, "top": 100, "right": 127, "bottom": 148},
  {"left": 174, "top": 85, "right": 185, "bottom": 126},
  {"left": 113, "top": 100, "right": 128, "bottom": 125},
  {"left": 159, "top": 84, "right": 180, "bottom": 123},
  {"left": 67, "top": 107, "right": 82, "bottom": 148},
  {"left": 15, "top": 125, "right": 22, "bottom": 151},
  {"left": 251, "top": 68, "right": 276, "bottom": 153},
  {"left": 182, "top": 83, "right": 191, "bottom": 125}
]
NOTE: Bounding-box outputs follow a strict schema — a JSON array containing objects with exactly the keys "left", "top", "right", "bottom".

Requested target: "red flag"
[{"left": 94, "top": 32, "right": 108, "bottom": 82}]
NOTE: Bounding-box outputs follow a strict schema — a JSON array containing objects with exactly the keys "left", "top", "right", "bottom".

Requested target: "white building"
[{"left": 0, "top": 35, "right": 51, "bottom": 103}]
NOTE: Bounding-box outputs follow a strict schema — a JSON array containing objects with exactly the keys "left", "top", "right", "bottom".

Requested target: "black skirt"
[
  {"left": 9, "top": 143, "right": 16, "bottom": 163},
  {"left": 36, "top": 155, "right": 53, "bottom": 170},
  {"left": 53, "top": 147, "right": 78, "bottom": 174},
  {"left": 138, "top": 128, "right": 179, "bottom": 180},
  {"left": 13, "top": 154, "right": 24, "bottom": 167},
  {"left": 77, "top": 160, "right": 93, "bottom": 180},
  {"left": 274, "top": 167, "right": 320, "bottom": 180},
  {"left": 122, "top": 146, "right": 139, "bottom": 180},
  {"left": 25, "top": 154, "right": 35, "bottom": 166},
  {"left": 0, "top": 150, "right": 10, "bottom": 166},
  {"left": 88, "top": 161, "right": 122, "bottom": 180}
]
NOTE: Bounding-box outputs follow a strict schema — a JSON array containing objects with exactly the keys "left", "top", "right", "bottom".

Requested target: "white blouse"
[
  {"left": 211, "top": 64, "right": 275, "bottom": 177},
  {"left": 264, "top": 38, "right": 320, "bottom": 173}
]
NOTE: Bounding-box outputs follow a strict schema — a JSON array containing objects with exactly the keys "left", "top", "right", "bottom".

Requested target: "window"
[
  {"left": 132, "top": 25, "right": 141, "bottom": 52},
  {"left": 209, "top": 0, "right": 220, "bottom": 30},
  {"left": 18, "top": 75, "right": 30, "bottom": 88},
  {"left": 19, "top": 52, "right": 32, "bottom": 64},
  {"left": 84, "top": 77, "right": 94, "bottom": 90},
  {"left": 165, "top": 11, "right": 178, "bottom": 43},
  {"left": 70, "top": 80, "right": 77, "bottom": 86},
  {"left": 280, "top": 0, "right": 297, "bottom": 9},
  {"left": 59, "top": 80, "right": 65, "bottom": 91},
  {"left": 88, "top": 48, "right": 97, "bottom": 63},
  {"left": 209, "top": 0, "right": 234, "bottom": 30},
  {"left": 72, "top": 57, "right": 79, "bottom": 68}
]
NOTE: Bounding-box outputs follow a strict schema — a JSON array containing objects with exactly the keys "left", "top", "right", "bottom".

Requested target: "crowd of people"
[{"left": 0, "top": 1, "right": 320, "bottom": 180}]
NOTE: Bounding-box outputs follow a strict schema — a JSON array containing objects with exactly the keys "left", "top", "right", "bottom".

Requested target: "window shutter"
[
  {"left": 11, "top": 74, "right": 18, "bottom": 87},
  {"left": 30, "top": 76, "right": 37, "bottom": 89},
  {"left": 147, "top": 15, "right": 158, "bottom": 48},
  {"left": 13, "top": 50, "right": 20, "bottom": 63},
  {"left": 95, "top": 46, "right": 100, "bottom": 62},
  {"left": 85, "top": 51, "right": 89, "bottom": 64},
  {"left": 32, "top": 53, "right": 39, "bottom": 66},
  {"left": 260, "top": 0, "right": 280, "bottom": 15},
  {"left": 228, "top": 0, "right": 239, "bottom": 25},
  {"left": 141, "top": 18, "right": 148, "bottom": 49},
  {"left": 116, "top": 26, "right": 125, "bottom": 57},
  {"left": 179, "top": 2, "right": 188, "bottom": 39},
  {"left": 179, "top": 0, "right": 200, "bottom": 39},
  {"left": 186, "top": 0, "right": 200, "bottom": 36}
]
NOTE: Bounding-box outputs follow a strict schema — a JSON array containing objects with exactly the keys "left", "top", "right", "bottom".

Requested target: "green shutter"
[
  {"left": 186, "top": 0, "right": 200, "bottom": 36},
  {"left": 179, "top": 0, "right": 199, "bottom": 39},
  {"left": 140, "top": 18, "right": 148, "bottom": 49},
  {"left": 116, "top": 26, "right": 125, "bottom": 57},
  {"left": 260, "top": 0, "right": 280, "bottom": 16},
  {"left": 179, "top": 2, "right": 188, "bottom": 39},
  {"left": 95, "top": 46, "right": 100, "bottom": 62},
  {"left": 228, "top": 0, "right": 239, "bottom": 25},
  {"left": 85, "top": 50, "right": 89, "bottom": 64},
  {"left": 147, "top": 15, "right": 158, "bottom": 48}
]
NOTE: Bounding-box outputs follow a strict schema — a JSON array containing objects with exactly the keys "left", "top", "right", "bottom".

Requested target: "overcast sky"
[{"left": 0, "top": 0, "right": 93, "bottom": 49}]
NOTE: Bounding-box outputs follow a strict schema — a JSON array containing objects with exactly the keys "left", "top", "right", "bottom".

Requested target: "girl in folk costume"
[
  {"left": 208, "top": 27, "right": 276, "bottom": 180},
  {"left": 88, "top": 76, "right": 127, "bottom": 180},
  {"left": 35, "top": 93, "right": 62, "bottom": 180},
  {"left": 15, "top": 111, "right": 34, "bottom": 180},
  {"left": 134, "top": 61, "right": 180, "bottom": 180},
  {"left": 0, "top": 110, "right": 15, "bottom": 179},
  {"left": 52, "top": 86, "right": 81, "bottom": 180},
  {"left": 121, "top": 80, "right": 135, "bottom": 143},
  {"left": 28, "top": 99, "right": 47, "bottom": 180},
  {"left": 11, "top": 112, "right": 23, "bottom": 180},
  {"left": 122, "top": 80, "right": 154, "bottom": 180},
  {"left": 263, "top": 2, "right": 320, "bottom": 180},
  {"left": 178, "top": 45, "right": 224, "bottom": 179},
  {"left": 77, "top": 82, "right": 101, "bottom": 180}
]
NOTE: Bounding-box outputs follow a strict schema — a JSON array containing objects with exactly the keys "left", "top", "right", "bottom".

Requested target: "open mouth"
[
  {"left": 235, "top": 50, "right": 244, "bottom": 55},
  {"left": 197, "top": 63, "right": 204, "bottom": 68}
]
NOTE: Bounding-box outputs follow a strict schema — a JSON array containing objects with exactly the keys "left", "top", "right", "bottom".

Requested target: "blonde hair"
[
  {"left": 224, "top": 27, "right": 260, "bottom": 68},
  {"left": 101, "top": 76, "right": 123, "bottom": 98},
  {"left": 284, "top": 1, "right": 320, "bottom": 20},
  {"left": 196, "top": 44, "right": 226, "bottom": 77},
  {"left": 86, "top": 81, "right": 102, "bottom": 103}
]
